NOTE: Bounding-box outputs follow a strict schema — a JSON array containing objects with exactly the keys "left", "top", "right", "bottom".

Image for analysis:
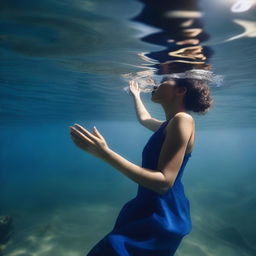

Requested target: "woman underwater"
[{"left": 69, "top": 76, "right": 213, "bottom": 256}]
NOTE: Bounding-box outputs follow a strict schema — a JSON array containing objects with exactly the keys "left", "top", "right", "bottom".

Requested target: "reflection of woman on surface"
[{"left": 70, "top": 77, "right": 213, "bottom": 255}]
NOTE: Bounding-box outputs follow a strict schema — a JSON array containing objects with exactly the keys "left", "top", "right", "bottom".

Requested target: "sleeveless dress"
[{"left": 86, "top": 120, "right": 192, "bottom": 256}]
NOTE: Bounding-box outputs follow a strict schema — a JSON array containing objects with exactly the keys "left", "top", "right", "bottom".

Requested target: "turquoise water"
[{"left": 1, "top": 0, "right": 256, "bottom": 255}]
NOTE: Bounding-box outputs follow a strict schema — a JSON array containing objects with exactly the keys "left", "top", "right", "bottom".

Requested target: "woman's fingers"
[
  {"left": 71, "top": 134, "right": 94, "bottom": 153},
  {"left": 129, "top": 80, "right": 139, "bottom": 91},
  {"left": 92, "top": 126, "right": 104, "bottom": 140},
  {"left": 70, "top": 125, "right": 108, "bottom": 159},
  {"left": 71, "top": 132, "right": 102, "bottom": 157},
  {"left": 72, "top": 124, "right": 87, "bottom": 136},
  {"left": 72, "top": 124, "right": 98, "bottom": 143},
  {"left": 129, "top": 80, "right": 135, "bottom": 89},
  {"left": 70, "top": 126, "right": 94, "bottom": 144}
]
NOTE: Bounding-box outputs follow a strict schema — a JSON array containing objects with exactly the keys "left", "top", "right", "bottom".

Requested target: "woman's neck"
[{"left": 161, "top": 102, "right": 187, "bottom": 121}]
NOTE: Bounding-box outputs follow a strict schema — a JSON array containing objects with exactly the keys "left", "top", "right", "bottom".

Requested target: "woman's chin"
[{"left": 151, "top": 95, "right": 158, "bottom": 103}]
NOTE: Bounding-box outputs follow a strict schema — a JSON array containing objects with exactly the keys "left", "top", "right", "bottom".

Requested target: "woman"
[{"left": 69, "top": 76, "right": 213, "bottom": 256}]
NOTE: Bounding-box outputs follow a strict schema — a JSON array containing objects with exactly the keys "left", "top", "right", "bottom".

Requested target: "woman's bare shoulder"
[
  {"left": 174, "top": 112, "right": 194, "bottom": 120},
  {"left": 167, "top": 112, "right": 194, "bottom": 130}
]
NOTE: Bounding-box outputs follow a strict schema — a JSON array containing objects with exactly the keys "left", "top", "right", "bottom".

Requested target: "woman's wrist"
[
  {"left": 100, "top": 146, "right": 113, "bottom": 162},
  {"left": 132, "top": 93, "right": 141, "bottom": 99}
]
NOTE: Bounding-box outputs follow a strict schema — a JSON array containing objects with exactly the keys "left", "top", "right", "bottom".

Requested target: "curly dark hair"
[{"left": 163, "top": 77, "right": 214, "bottom": 114}]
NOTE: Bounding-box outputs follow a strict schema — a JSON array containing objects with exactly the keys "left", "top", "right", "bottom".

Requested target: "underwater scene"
[{"left": 0, "top": 0, "right": 256, "bottom": 255}]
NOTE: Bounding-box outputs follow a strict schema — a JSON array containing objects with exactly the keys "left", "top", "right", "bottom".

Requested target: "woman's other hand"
[
  {"left": 129, "top": 80, "right": 141, "bottom": 97},
  {"left": 70, "top": 124, "right": 109, "bottom": 159}
]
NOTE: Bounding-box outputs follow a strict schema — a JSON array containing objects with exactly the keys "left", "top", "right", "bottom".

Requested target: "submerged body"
[
  {"left": 71, "top": 74, "right": 211, "bottom": 256},
  {"left": 86, "top": 119, "right": 192, "bottom": 256}
]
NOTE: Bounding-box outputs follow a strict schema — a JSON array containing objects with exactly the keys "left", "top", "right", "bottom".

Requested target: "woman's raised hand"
[{"left": 129, "top": 80, "right": 141, "bottom": 97}]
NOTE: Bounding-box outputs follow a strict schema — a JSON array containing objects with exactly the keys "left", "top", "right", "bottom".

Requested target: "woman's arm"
[
  {"left": 157, "top": 113, "right": 193, "bottom": 188},
  {"left": 129, "top": 80, "right": 151, "bottom": 122},
  {"left": 129, "top": 80, "right": 164, "bottom": 132},
  {"left": 70, "top": 124, "right": 169, "bottom": 195},
  {"left": 70, "top": 114, "right": 192, "bottom": 195},
  {"left": 101, "top": 114, "right": 193, "bottom": 195},
  {"left": 101, "top": 147, "right": 168, "bottom": 195}
]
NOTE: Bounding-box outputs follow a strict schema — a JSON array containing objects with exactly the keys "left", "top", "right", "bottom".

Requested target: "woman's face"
[{"left": 151, "top": 79, "right": 177, "bottom": 103}]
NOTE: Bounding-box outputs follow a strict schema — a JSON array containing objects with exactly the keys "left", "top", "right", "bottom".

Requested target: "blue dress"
[{"left": 87, "top": 120, "right": 192, "bottom": 256}]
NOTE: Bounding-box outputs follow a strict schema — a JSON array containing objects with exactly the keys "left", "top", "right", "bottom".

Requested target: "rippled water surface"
[{"left": 0, "top": 0, "right": 256, "bottom": 255}]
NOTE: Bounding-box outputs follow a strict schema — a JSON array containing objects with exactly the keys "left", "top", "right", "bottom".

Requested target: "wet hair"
[{"left": 162, "top": 76, "right": 213, "bottom": 114}]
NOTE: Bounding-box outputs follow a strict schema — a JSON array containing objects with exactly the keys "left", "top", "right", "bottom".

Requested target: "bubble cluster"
[
  {"left": 122, "top": 70, "right": 157, "bottom": 93},
  {"left": 166, "top": 69, "right": 224, "bottom": 88},
  {"left": 122, "top": 69, "right": 223, "bottom": 94}
]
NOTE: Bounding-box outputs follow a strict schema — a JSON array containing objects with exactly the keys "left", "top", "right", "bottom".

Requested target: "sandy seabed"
[{"left": 1, "top": 200, "right": 252, "bottom": 256}]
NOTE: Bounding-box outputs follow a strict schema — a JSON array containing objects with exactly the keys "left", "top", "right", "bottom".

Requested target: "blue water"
[{"left": 0, "top": 0, "right": 256, "bottom": 255}]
